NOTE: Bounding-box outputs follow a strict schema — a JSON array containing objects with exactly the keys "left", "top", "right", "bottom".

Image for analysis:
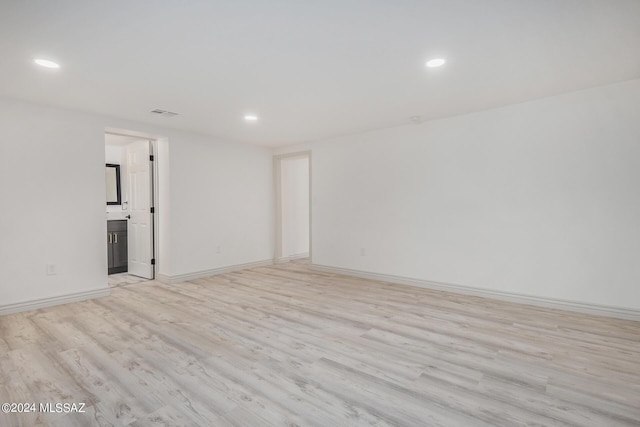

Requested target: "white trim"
[
  {"left": 156, "top": 259, "right": 273, "bottom": 284},
  {"left": 273, "top": 151, "right": 312, "bottom": 264},
  {"left": 0, "top": 288, "right": 111, "bottom": 316},
  {"left": 311, "top": 264, "right": 640, "bottom": 322},
  {"left": 155, "top": 273, "right": 171, "bottom": 283},
  {"left": 276, "top": 252, "right": 310, "bottom": 263},
  {"left": 289, "top": 252, "right": 310, "bottom": 260}
]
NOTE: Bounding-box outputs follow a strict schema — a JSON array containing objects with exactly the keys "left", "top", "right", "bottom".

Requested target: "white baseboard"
[
  {"left": 311, "top": 264, "right": 640, "bottom": 322},
  {"left": 156, "top": 259, "right": 274, "bottom": 284},
  {"left": 0, "top": 288, "right": 111, "bottom": 316},
  {"left": 290, "top": 252, "right": 310, "bottom": 260},
  {"left": 275, "top": 252, "right": 310, "bottom": 264}
]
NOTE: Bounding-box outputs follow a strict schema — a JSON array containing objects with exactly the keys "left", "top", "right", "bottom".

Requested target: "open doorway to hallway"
[
  {"left": 275, "top": 152, "right": 311, "bottom": 263},
  {"left": 105, "top": 132, "right": 158, "bottom": 286}
]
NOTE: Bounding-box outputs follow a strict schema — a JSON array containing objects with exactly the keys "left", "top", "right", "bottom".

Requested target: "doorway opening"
[
  {"left": 105, "top": 131, "right": 158, "bottom": 286},
  {"left": 274, "top": 151, "right": 311, "bottom": 263}
]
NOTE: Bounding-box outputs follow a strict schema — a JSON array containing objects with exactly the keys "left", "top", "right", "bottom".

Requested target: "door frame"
[
  {"left": 105, "top": 130, "right": 160, "bottom": 280},
  {"left": 273, "top": 151, "right": 312, "bottom": 264}
]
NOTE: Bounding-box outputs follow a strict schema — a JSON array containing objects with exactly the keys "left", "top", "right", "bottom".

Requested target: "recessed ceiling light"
[
  {"left": 34, "top": 58, "right": 60, "bottom": 69},
  {"left": 244, "top": 114, "right": 258, "bottom": 121},
  {"left": 425, "top": 58, "right": 446, "bottom": 68}
]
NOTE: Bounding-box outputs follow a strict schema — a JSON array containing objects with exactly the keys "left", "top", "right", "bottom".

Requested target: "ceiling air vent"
[{"left": 150, "top": 109, "right": 179, "bottom": 118}]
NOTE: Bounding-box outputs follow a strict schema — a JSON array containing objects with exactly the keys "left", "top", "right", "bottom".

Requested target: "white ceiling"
[{"left": 1, "top": 0, "right": 639, "bottom": 147}]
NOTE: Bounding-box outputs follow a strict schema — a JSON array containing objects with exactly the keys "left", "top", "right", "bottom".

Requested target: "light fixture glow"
[
  {"left": 34, "top": 58, "right": 60, "bottom": 69},
  {"left": 425, "top": 58, "right": 446, "bottom": 68},
  {"left": 244, "top": 114, "right": 258, "bottom": 121}
]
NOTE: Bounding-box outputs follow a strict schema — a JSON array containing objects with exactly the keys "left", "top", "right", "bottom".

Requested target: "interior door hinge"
[
  {"left": 149, "top": 155, "right": 154, "bottom": 161},
  {"left": 150, "top": 207, "right": 155, "bottom": 213},
  {"left": 151, "top": 258, "right": 156, "bottom": 265}
]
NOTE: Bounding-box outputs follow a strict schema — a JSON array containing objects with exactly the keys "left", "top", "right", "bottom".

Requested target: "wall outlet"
[
  {"left": 360, "top": 248, "right": 366, "bottom": 256},
  {"left": 46, "top": 264, "right": 57, "bottom": 275},
  {"left": 216, "top": 245, "right": 221, "bottom": 254}
]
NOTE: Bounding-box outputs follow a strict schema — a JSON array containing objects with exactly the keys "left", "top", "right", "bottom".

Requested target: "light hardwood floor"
[
  {"left": 1, "top": 261, "right": 639, "bottom": 426},
  {"left": 107, "top": 273, "right": 149, "bottom": 289}
]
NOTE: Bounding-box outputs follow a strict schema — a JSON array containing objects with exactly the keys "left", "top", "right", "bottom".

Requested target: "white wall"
[
  {"left": 157, "top": 137, "right": 171, "bottom": 280},
  {"left": 280, "top": 156, "right": 309, "bottom": 258},
  {"left": 0, "top": 99, "right": 109, "bottom": 308},
  {"left": 105, "top": 144, "right": 125, "bottom": 166},
  {"left": 167, "top": 132, "right": 273, "bottom": 277},
  {"left": 4, "top": 78, "right": 638, "bottom": 314},
  {"left": 276, "top": 78, "right": 640, "bottom": 311},
  {"left": 0, "top": 97, "right": 273, "bottom": 312}
]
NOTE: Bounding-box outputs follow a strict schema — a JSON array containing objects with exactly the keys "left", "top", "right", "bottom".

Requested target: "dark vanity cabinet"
[{"left": 107, "top": 220, "right": 128, "bottom": 274}]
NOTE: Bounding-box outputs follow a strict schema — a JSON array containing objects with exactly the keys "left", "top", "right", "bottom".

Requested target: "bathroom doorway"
[{"left": 105, "top": 132, "right": 158, "bottom": 285}]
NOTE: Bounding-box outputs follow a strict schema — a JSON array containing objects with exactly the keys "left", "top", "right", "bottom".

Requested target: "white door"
[{"left": 126, "top": 140, "right": 154, "bottom": 279}]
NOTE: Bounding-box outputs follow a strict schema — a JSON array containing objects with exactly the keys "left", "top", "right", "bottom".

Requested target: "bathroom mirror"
[{"left": 106, "top": 164, "right": 122, "bottom": 205}]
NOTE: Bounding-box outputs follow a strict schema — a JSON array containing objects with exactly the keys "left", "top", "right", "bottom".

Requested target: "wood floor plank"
[{"left": 0, "top": 259, "right": 639, "bottom": 426}]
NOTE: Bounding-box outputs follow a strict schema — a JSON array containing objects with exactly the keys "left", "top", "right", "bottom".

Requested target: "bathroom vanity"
[{"left": 107, "top": 220, "right": 128, "bottom": 274}]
